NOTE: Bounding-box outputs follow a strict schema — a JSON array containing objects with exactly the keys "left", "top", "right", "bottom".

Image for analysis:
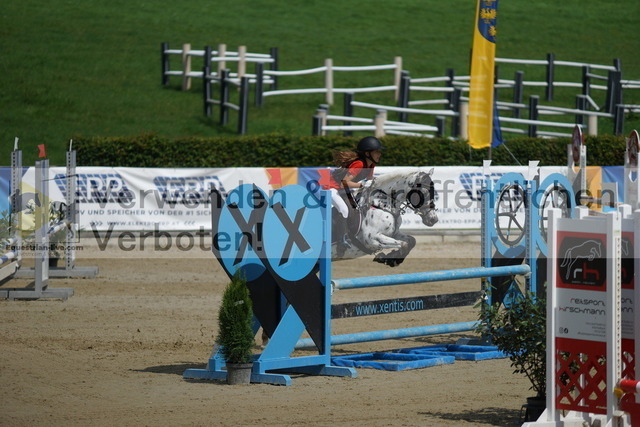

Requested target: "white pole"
[
  {"left": 374, "top": 109, "right": 387, "bottom": 138},
  {"left": 317, "top": 108, "right": 328, "bottom": 136},
  {"left": 325, "top": 58, "right": 334, "bottom": 105},
  {"left": 217, "top": 43, "right": 227, "bottom": 75},
  {"left": 587, "top": 114, "right": 598, "bottom": 136},
  {"left": 394, "top": 56, "right": 403, "bottom": 102},
  {"left": 181, "top": 43, "right": 192, "bottom": 91},
  {"left": 238, "top": 45, "right": 247, "bottom": 78},
  {"left": 459, "top": 101, "right": 469, "bottom": 140}
]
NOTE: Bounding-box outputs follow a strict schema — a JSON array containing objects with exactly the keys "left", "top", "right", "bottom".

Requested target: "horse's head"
[{"left": 408, "top": 169, "right": 438, "bottom": 227}]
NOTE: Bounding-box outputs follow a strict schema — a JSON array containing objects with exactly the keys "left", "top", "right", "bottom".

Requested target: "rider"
[{"left": 324, "top": 136, "right": 384, "bottom": 256}]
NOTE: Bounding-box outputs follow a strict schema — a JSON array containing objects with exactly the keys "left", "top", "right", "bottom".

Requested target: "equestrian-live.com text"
[{"left": 6, "top": 244, "right": 84, "bottom": 253}]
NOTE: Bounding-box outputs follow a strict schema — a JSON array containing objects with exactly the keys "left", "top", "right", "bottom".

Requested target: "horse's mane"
[{"left": 372, "top": 168, "right": 424, "bottom": 189}]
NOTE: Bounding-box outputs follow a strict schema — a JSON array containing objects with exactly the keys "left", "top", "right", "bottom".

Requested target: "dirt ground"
[{"left": 0, "top": 236, "right": 534, "bottom": 426}]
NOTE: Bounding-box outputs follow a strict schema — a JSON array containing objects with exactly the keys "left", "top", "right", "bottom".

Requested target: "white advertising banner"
[{"left": 4, "top": 165, "right": 569, "bottom": 232}]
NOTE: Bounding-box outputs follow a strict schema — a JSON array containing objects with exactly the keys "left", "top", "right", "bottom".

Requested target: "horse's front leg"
[{"left": 374, "top": 232, "right": 416, "bottom": 267}]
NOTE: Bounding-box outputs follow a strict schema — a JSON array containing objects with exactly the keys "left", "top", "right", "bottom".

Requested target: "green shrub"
[
  {"left": 476, "top": 289, "right": 547, "bottom": 398},
  {"left": 74, "top": 133, "right": 627, "bottom": 167},
  {"left": 216, "top": 272, "right": 255, "bottom": 364}
]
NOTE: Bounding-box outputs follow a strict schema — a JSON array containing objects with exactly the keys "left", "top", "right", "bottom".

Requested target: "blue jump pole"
[
  {"left": 332, "top": 265, "right": 531, "bottom": 290},
  {"left": 296, "top": 321, "right": 478, "bottom": 349}
]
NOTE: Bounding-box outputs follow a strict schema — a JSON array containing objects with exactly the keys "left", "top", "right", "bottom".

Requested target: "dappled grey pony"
[{"left": 332, "top": 168, "right": 438, "bottom": 267}]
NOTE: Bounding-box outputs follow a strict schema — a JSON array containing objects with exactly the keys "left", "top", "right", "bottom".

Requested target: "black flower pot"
[{"left": 521, "top": 396, "right": 546, "bottom": 422}]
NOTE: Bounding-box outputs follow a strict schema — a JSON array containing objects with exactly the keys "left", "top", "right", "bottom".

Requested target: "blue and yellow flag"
[{"left": 468, "top": 0, "right": 500, "bottom": 149}]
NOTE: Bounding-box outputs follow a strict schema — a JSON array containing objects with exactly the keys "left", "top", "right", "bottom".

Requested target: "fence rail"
[{"left": 161, "top": 45, "right": 638, "bottom": 136}]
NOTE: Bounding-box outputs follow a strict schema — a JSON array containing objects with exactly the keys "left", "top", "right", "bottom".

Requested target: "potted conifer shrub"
[
  {"left": 216, "top": 272, "right": 255, "bottom": 385},
  {"left": 476, "top": 287, "right": 547, "bottom": 422}
]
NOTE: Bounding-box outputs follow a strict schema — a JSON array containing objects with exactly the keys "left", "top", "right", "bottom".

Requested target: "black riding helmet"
[{"left": 356, "top": 136, "right": 384, "bottom": 152}]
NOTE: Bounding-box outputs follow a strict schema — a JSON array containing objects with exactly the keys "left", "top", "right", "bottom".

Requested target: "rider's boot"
[{"left": 334, "top": 215, "right": 350, "bottom": 258}]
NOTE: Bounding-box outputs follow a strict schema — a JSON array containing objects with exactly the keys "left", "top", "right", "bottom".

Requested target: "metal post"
[
  {"left": 312, "top": 115, "right": 322, "bottom": 136},
  {"left": 614, "top": 58, "right": 622, "bottom": 72},
  {"left": 255, "top": 62, "right": 264, "bottom": 107},
  {"left": 614, "top": 104, "right": 624, "bottom": 135},
  {"left": 219, "top": 69, "right": 229, "bottom": 125},
  {"left": 270, "top": 47, "right": 279, "bottom": 90},
  {"left": 435, "top": 116, "right": 445, "bottom": 138},
  {"left": 445, "top": 68, "right": 455, "bottom": 106},
  {"left": 238, "top": 77, "right": 249, "bottom": 135},
  {"left": 450, "top": 87, "right": 461, "bottom": 137},
  {"left": 343, "top": 92, "right": 353, "bottom": 137},
  {"left": 513, "top": 71, "right": 524, "bottom": 118},
  {"left": 203, "top": 46, "right": 213, "bottom": 117},
  {"left": 65, "top": 148, "right": 76, "bottom": 271},
  {"left": 605, "top": 70, "right": 622, "bottom": 114},
  {"left": 397, "top": 71, "right": 410, "bottom": 122},
  {"left": 575, "top": 94, "right": 587, "bottom": 126},
  {"left": 161, "top": 42, "right": 170, "bottom": 86},
  {"left": 582, "top": 65, "right": 590, "bottom": 97},
  {"left": 545, "top": 53, "right": 555, "bottom": 101},
  {"left": 34, "top": 160, "right": 49, "bottom": 294},
  {"left": 528, "top": 95, "right": 539, "bottom": 137}
]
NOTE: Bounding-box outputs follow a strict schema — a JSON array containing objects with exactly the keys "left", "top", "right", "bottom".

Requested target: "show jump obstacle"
[
  {"left": 0, "top": 141, "right": 98, "bottom": 300},
  {"left": 184, "top": 159, "right": 583, "bottom": 385},
  {"left": 523, "top": 129, "right": 640, "bottom": 426}
]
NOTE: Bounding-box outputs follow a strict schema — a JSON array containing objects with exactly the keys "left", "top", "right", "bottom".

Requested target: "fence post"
[
  {"left": 582, "top": 65, "right": 591, "bottom": 97},
  {"left": 325, "top": 58, "right": 334, "bottom": 105},
  {"left": 343, "top": 92, "right": 353, "bottom": 137},
  {"left": 397, "top": 71, "right": 410, "bottom": 122},
  {"left": 315, "top": 105, "right": 328, "bottom": 136},
  {"left": 528, "top": 95, "right": 539, "bottom": 137},
  {"left": 394, "top": 56, "right": 403, "bottom": 102},
  {"left": 450, "top": 87, "right": 461, "bottom": 137},
  {"left": 605, "top": 70, "right": 622, "bottom": 114},
  {"left": 513, "top": 70, "right": 524, "bottom": 118},
  {"left": 614, "top": 104, "right": 624, "bottom": 135},
  {"left": 374, "top": 110, "right": 386, "bottom": 138},
  {"left": 545, "top": 53, "right": 555, "bottom": 101},
  {"left": 238, "top": 76, "right": 249, "bottom": 135},
  {"left": 459, "top": 102, "right": 468, "bottom": 140},
  {"left": 217, "top": 43, "right": 227, "bottom": 75},
  {"left": 255, "top": 62, "right": 264, "bottom": 107},
  {"left": 435, "top": 116, "right": 446, "bottom": 138},
  {"left": 445, "top": 68, "right": 455, "bottom": 106},
  {"left": 181, "top": 43, "right": 192, "bottom": 91},
  {"left": 220, "top": 69, "right": 229, "bottom": 125},
  {"left": 238, "top": 45, "right": 247, "bottom": 78},
  {"left": 588, "top": 114, "right": 598, "bottom": 136},
  {"left": 161, "top": 42, "right": 170, "bottom": 86},
  {"left": 312, "top": 115, "right": 322, "bottom": 136},
  {"left": 270, "top": 47, "right": 279, "bottom": 90},
  {"left": 575, "top": 94, "right": 587, "bottom": 126},
  {"left": 614, "top": 58, "right": 622, "bottom": 72},
  {"left": 203, "top": 46, "right": 213, "bottom": 117}
]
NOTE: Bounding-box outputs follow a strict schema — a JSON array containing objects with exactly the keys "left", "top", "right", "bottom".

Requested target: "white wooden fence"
[{"left": 160, "top": 45, "right": 638, "bottom": 137}]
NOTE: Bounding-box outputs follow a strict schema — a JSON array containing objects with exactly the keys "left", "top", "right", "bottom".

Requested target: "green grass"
[{"left": 1, "top": 0, "right": 639, "bottom": 166}]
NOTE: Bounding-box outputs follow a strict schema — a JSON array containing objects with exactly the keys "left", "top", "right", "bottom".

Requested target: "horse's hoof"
[{"left": 373, "top": 254, "right": 386, "bottom": 264}]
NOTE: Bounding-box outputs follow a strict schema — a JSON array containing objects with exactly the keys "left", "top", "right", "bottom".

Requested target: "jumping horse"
[{"left": 331, "top": 168, "right": 438, "bottom": 267}]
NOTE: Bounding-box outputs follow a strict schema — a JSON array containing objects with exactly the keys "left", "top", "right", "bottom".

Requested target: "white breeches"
[{"left": 330, "top": 189, "right": 349, "bottom": 219}]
